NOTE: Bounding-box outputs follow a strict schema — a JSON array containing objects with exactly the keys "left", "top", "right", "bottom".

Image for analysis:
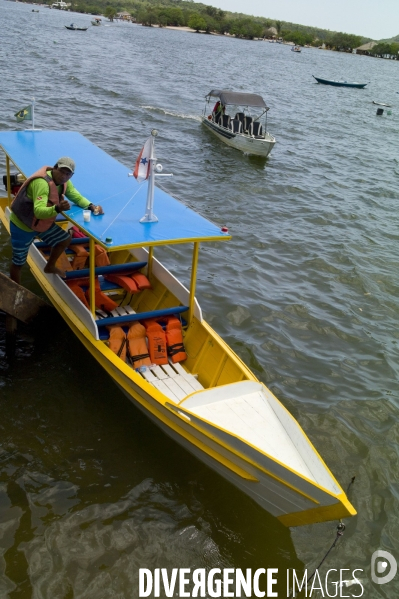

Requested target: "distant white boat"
[{"left": 51, "top": 1, "right": 69, "bottom": 9}]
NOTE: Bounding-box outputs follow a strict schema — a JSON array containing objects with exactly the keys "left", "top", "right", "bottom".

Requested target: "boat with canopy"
[
  {"left": 202, "top": 90, "right": 276, "bottom": 157},
  {"left": 0, "top": 129, "right": 356, "bottom": 527}
]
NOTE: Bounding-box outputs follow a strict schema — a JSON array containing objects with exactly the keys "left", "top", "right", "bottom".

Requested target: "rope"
[{"left": 287, "top": 522, "right": 346, "bottom": 598}]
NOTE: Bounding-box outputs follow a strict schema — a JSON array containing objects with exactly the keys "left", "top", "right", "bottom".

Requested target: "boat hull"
[
  {"left": 202, "top": 117, "right": 275, "bottom": 157},
  {"left": 20, "top": 237, "right": 354, "bottom": 528}
]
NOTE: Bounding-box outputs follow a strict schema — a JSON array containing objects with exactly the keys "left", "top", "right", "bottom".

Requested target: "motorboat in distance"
[
  {"left": 202, "top": 90, "right": 276, "bottom": 158},
  {"left": 65, "top": 23, "right": 88, "bottom": 30},
  {"left": 313, "top": 76, "right": 367, "bottom": 89}
]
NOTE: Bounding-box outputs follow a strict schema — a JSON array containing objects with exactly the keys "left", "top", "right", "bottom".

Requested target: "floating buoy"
[
  {"left": 376, "top": 108, "right": 384, "bottom": 116},
  {"left": 221, "top": 226, "right": 229, "bottom": 233}
]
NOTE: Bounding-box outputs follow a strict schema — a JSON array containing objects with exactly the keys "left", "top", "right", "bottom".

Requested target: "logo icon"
[{"left": 371, "top": 550, "right": 397, "bottom": 585}]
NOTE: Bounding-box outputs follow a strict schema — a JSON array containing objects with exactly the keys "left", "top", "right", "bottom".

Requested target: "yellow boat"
[{"left": 0, "top": 129, "right": 356, "bottom": 527}]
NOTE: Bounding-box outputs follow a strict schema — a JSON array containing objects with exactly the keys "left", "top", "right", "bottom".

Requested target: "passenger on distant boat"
[
  {"left": 9, "top": 157, "right": 104, "bottom": 283},
  {"left": 212, "top": 100, "right": 225, "bottom": 118}
]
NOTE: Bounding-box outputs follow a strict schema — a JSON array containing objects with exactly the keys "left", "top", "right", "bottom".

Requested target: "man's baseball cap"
[{"left": 57, "top": 157, "right": 75, "bottom": 173}]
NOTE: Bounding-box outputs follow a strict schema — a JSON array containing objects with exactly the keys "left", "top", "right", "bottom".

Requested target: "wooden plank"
[
  {"left": 169, "top": 361, "right": 204, "bottom": 391},
  {"left": 151, "top": 365, "right": 169, "bottom": 380},
  {"left": 171, "top": 374, "right": 196, "bottom": 396},
  {"left": 163, "top": 378, "right": 187, "bottom": 401},
  {"left": 0, "top": 272, "right": 51, "bottom": 323}
]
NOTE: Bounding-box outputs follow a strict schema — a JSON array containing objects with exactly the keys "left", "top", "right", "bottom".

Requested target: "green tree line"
[{"left": 29, "top": 0, "right": 381, "bottom": 46}]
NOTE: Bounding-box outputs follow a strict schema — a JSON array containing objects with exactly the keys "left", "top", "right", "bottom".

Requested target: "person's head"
[{"left": 52, "top": 157, "right": 75, "bottom": 185}]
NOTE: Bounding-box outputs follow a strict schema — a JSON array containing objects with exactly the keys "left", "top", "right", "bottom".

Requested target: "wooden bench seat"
[{"left": 140, "top": 360, "right": 203, "bottom": 403}]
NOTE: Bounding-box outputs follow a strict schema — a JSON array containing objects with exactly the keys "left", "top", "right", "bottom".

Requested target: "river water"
[{"left": 0, "top": 1, "right": 399, "bottom": 597}]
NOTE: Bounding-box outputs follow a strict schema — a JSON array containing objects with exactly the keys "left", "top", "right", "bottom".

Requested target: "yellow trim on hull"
[{"left": 277, "top": 493, "right": 357, "bottom": 527}]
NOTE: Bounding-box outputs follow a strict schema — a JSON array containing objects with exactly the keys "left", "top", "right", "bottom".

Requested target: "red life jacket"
[{"left": 11, "top": 166, "right": 65, "bottom": 232}]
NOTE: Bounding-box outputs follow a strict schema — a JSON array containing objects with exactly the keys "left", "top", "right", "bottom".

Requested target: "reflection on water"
[{"left": 1, "top": 0, "right": 399, "bottom": 596}]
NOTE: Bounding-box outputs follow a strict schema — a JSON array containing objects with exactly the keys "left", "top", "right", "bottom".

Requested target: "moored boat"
[
  {"left": 313, "top": 76, "right": 368, "bottom": 89},
  {"left": 65, "top": 24, "right": 88, "bottom": 31},
  {"left": 201, "top": 90, "right": 276, "bottom": 158},
  {"left": 0, "top": 129, "right": 356, "bottom": 527}
]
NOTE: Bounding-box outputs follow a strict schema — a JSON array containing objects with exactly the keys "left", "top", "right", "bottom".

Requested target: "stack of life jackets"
[
  {"left": 69, "top": 226, "right": 110, "bottom": 270},
  {"left": 107, "top": 316, "right": 187, "bottom": 368},
  {"left": 144, "top": 316, "right": 187, "bottom": 365},
  {"left": 107, "top": 322, "right": 151, "bottom": 369}
]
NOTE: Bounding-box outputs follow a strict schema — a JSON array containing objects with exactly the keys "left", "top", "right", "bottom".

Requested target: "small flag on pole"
[
  {"left": 133, "top": 137, "right": 152, "bottom": 183},
  {"left": 14, "top": 105, "right": 33, "bottom": 123}
]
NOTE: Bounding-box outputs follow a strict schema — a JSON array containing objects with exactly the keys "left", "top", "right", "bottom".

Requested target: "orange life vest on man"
[{"left": 11, "top": 166, "right": 65, "bottom": 232}]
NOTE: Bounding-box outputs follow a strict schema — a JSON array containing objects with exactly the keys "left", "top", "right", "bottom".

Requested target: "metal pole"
[
  {"left": 188, "top": 242, "right": 199, "bottom": 326},
  {"left": 89, "top": 237, "right": 96, "bottom": 316},
  {"left": 140, "top": 131, "right": 158, "bottom": 223}
]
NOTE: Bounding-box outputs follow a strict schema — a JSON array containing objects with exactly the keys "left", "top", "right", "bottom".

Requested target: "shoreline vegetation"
[{"left": 17, "top": 0, "right": 399, "bottom": 57}]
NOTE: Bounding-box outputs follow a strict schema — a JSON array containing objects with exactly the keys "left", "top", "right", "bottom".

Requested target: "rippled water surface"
[{"left": 1, "top": 1, "right": 399, "bottom": 597}]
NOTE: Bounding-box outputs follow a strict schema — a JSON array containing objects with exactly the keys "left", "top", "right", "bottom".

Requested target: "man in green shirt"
[{"left": 10, "top": 157, "right": 103, "bottom": 284}]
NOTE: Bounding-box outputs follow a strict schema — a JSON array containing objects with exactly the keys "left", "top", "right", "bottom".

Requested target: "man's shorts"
[{"left": 10, "top": 222, "right": 71, "bottom": 266}]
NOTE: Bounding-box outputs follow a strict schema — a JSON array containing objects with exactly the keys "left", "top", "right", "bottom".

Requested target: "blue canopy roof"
[{"left": 0, "top": 130, "right": 231, "bottom": 250}]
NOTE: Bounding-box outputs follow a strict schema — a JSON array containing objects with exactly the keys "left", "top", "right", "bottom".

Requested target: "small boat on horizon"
[
  {"left": 202, "top": 90, "right": 276, "bottom": 158},
  {"left": 91, "top": 18, "right": 102, "bottom": 26},
  {"left": 291, "top": 46, "right": 301, "bottom": 52},
  {"left": 65, "top": 23, "right": 88, "bottom": 31},
  {"left": 313, "top": 76, "right": 368, "bottom": 89}
]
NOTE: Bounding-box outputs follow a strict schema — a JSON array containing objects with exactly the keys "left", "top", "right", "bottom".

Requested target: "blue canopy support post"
[
  {"left": 189, "top": 242, "right": 199, "bottom": 326},
  {"left": 89, "top": 237, "right": 96, "bottom": 316}
]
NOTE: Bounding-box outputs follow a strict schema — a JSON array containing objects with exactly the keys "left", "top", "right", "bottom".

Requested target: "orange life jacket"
[
  {"left": 107, "top": 326, "right": 127, "bottom": 361},
  {"left": 104, "top": 274, "right": 139, "bottom": 294},
  {"left": 69, "top": 244, "right": 110, "bottom": 270},
  {"left": 95, "top": 245, "right": 110, "bottom": 267},
  {"left": 67, "top": 280, "right": 90, "bottom": 309},
  {"left": 11, "top": 166, "right": 65, "bottom": 232},
  {"left": 144, "top": 320, "right": 168, "bottom": 365},
  {"left": 127, "top": 322, "right": 151, "bottom": 368},
  {"left": 131, "top": 272, "right": 151, "bottom": 290},
  {"left": 67, "top": 277, "right": 118, "bottom": 312},
  {"left": 165, "top": 316, "right": 187, "bottom": 363},
  {"left": 70, "top": 244, "right": 89, "bottom": 270}
]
